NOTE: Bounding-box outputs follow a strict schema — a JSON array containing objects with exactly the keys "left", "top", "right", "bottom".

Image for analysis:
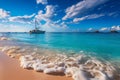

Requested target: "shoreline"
[
  {"left": 0, "top": 46, "right": 120, "bottom": 80},
  {"left": 0, "top": 52, "right": 72, "bottom": 80},
  {"left": 0, "top": 36, "right": 120, "bottom": 80}
]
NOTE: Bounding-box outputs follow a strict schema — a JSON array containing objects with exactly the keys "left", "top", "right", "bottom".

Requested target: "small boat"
[
  {"left": 110, "top": 30, "right": 118, "bottom": 33},
  {"left": 110, "top": 28, "right": 118, "bottom": 33},
  {"left": 94, "top": 30, "right": 100, "bottom": 33},
  {"left": 29, "top": 19, "right": 45, "bottom": 34}
]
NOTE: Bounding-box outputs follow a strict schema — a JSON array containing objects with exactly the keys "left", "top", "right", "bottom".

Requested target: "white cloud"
[
  {"left": 9, "top": 13, "right": 35, "bottom": 24},
  {"left": 73, "top": 14, "right": 104, "bottom": 23},
  {"left": 88, "top": 28, "right": 93, "bottom": 31},
  {"left": 45, "top": 5, "right": 55, "bottom": 17},
  {"left": 36, "top": 0, "right": 47, "bottom": 5},
  {"left": 0, "top": 8, "right": 10, "bottom": 19},
  {"left": 99, "top": 26, "right": 120, "bottom": 32},
  {"left": 36, "top": 5, "right": 55, "bottom": 22},
  {"left": 38, "top": 20, "right": 68, "bottom": 32},
  {"left": 54, "top": 20, "right": 61, "bottom": 24},
  {"left": 99, "top": 27, "right": 108, "bottom": 31},
  {"left": 88, "top": 26, "right": 120, "bottom": 32},
  {"left": 73, "top": 16, "right": 87, "bottom": 23},
  {"left": 35, "top": 5, "right": 55, "bottom": 23},
  {"left": 62, "top": 0, "right": 108, "bottom": 20},
  {"left": 111, "top": 26, "right": 120, "bottom": 31},
  {"left": 35, "top": 5, "right": 68, "bottom": 32},
  {"left": 0, "top": 23, "right": 32, "bottom": 32}
]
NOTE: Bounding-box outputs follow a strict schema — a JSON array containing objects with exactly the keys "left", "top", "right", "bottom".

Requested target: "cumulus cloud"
[
  {"left": 0, "top": 8, "right": 10, "bottom": 19},
  {"left": 62, "top": 0, "right": 108, "bottom": 20},
  {"left": 9, "top": 13, "right": 35, "bottom": 24},
  {"left": 35, "top": 5, "right": 55, "bottom": 22},
  {"left": 40, "top": 21, "right": 68, "bottom": 32},
  {"left": 73, "top": 14, "right": 104, "bottom": 23},
  {"left": 0, "top": 23, "right": 31, "bottom": 32},
  {"left": 111, "top": 26, "right": 120, "bottom": 31},
  {"left": 36, "top": 0, "right": 47, "bottom": 5},
  {"left": 88, "top": 26, "right": 120, "bottom": 32},
  {"left": 100, "top": 26, "right": 120, "bottom": 32},
  {"left": 35, "top": 5, "right": 69, "bottom": 32}
]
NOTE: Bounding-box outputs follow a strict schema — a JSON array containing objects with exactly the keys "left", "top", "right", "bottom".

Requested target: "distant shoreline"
[{"left": 0, "top": 32, "right": 120, "bottom": 34}]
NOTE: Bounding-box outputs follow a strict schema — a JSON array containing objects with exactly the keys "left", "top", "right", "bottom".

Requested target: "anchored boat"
[{"left": 29, "top": 19, "right": 45, "bottom": 34}]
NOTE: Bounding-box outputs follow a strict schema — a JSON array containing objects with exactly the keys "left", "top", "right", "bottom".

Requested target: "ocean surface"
[{"left": 1, "top": 32, "right": 120, "bottom": 62}]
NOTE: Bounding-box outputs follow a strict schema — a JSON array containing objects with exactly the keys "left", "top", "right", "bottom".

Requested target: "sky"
[{"left": 0, "top": 0, "right": 120, "bottom": 32}]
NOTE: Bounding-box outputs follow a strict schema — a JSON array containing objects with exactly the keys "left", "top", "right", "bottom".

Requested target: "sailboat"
[{"left": 29, "top": 19, "right": 45, "bottom": 34}]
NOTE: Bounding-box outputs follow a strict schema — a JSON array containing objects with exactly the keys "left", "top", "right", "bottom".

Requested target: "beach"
[
  {"left": 0, "top": 51, "right": 72, "bottom": 80},
  {"left": 0, "top": 33, "right": 120, "bottom": 80},
  {"left": 0, "top": 0, "right": 120, "bottom": 79}
]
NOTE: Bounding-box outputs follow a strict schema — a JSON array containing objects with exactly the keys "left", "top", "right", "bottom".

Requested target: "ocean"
[{"left": 1, "top": 32, "right": 120, "bottom": 63}]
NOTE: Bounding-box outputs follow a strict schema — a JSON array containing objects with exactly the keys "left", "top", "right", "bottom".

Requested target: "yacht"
[{"left": 29, "top": 19, "right": 45, "bottom": 34}]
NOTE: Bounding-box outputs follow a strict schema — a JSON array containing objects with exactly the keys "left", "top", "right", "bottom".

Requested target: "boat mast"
[{"left": 35, "top": 19, "right": 37, "bottom": 30}]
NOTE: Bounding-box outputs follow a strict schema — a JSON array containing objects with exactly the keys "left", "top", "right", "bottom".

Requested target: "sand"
[{"left": 0, "top": 52, "right": 72, "bottom": 80}]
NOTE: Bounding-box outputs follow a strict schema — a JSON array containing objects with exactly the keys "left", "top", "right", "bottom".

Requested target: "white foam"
[
  {"left": 65, "top": 67, "right": 79, "bottom": 77},
  {"left": 20, "top": 60, "right": 34, "bottom": 69},
  {"left": 92, "top": 70, "right": 110, "bottom": 80},
  {"left": 19, "top": 55, "right": 36, "bottom": 69},
  {"left": 1, "top": 47, "right": 9, "bottom": 52},
  {"left": 0, "top": 37, "right": 9, "bottom": 40},
  {"left": 56, "top": 62, "right": 65, "bottom": 67},
  {"left": 0, "top": 46, "right": 118, "bottom": 80},
  {"left": 44, "top": 67, "right": 57, "bottom": 74},
  {"left": 44, "top": 67, "right": 65, "bottom": 74},
  {"left": 72, "top": 70, "right": 90, "bottom": 80},
  {"left": 33, "top": 63, "right": 46, "bottom": 72},
  {"left": 56, "top": 67, "right": 65, "bottom": 73}
]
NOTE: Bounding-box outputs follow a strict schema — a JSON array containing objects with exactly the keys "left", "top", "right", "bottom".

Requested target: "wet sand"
[{"left": 0, "top": 52, "right": 72, "bottom": 80}]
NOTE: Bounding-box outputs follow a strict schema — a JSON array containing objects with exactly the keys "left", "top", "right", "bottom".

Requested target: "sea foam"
[{"left": 0, "top": 46, "right": 120, "bottom": 80}]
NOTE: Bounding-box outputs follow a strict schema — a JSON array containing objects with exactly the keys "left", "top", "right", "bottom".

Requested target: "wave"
[{"left": 0, "top": 45, "right": 120, "bottom": 80}]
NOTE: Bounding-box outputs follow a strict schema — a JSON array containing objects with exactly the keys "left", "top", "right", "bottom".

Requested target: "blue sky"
[{"left": 0, "top": 0, "right": 120, "bottom": 32}]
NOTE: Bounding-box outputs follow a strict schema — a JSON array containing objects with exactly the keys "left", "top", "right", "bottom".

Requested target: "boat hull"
[{"left": 29, "top": 30, "right": 45, "bottom": 34}]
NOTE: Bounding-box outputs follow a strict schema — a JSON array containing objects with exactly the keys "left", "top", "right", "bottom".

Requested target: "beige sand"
[{"left": 0, "top": 52, "right": 72, "bottom": 80}]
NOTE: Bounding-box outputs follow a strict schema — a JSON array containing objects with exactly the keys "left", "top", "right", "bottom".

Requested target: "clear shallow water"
[{"left": 1, "top": 32, "right": 120, "bottom": 61}]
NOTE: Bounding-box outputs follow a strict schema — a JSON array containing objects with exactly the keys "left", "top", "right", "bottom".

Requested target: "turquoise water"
[{"left": 1, "top": 32, "right": 120, "bottom": 60}]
